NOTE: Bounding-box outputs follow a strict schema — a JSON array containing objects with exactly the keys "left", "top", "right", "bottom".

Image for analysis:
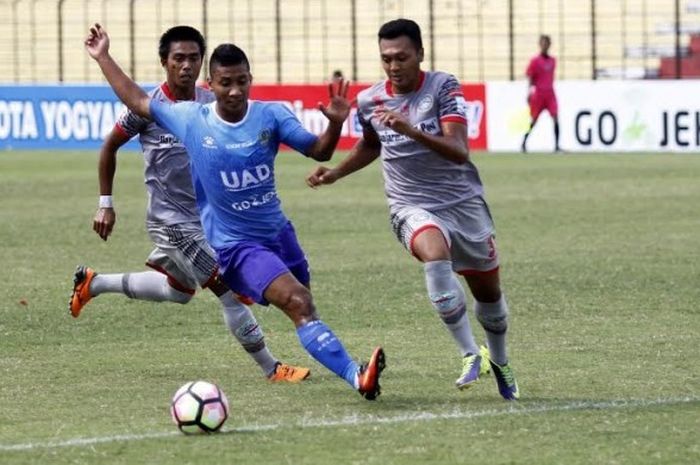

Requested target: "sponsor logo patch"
[
  {"left": 202, "top": 135, "right": 217, "bottom": 148},
  {"left": 258, "top": 128, "right": 272, "bottom": 145},
  {"left": 417, "top": 95, "right": 434, "bottom": 113},
  {"left": 220, "top": 163, "right": 272, "bottom": 191}
]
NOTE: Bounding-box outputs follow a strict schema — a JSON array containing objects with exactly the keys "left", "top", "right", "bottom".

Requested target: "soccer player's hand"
[
  {"left": 93, "top": 207, "right": 116, "bottom": 241},
  {"left": 318, "top": 79, "right": 352, "bottom": 124},
  {"left": 306, "top": 166, "right": 338, "bottom": 188},
  {"left": 374, "top": 108, "right": 415, "bottom": 137},
  {"left": 85, "top": 23, "right": 110, "bottom": 61}
]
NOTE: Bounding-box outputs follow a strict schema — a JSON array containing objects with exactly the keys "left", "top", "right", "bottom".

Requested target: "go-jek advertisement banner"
[
  {"left": 486, "top": 80, "right": 700, "bottom": 152},
  {"left": 0, "top": 83, "right": 487, "bottom": 151}
]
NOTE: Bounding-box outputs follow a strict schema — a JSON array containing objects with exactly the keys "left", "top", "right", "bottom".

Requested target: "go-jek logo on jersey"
[{"left": 220, "top": 163, "right": 272, "bottom": 192}]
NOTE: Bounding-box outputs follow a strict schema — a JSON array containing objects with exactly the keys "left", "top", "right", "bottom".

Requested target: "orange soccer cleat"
[
  {"left": 357, "top": 347, "right": 386, "bottom": 401},
  {"left": 268, "top": 363, "right": 311, "bottom": 383},
  {"left": 69, "top": 265, "right": 96, "bottom": 318}
]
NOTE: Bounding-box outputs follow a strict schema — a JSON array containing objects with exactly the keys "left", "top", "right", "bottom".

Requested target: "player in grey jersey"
[
  {"left": 70, "top": 25, "right": 310, "bottom": 383},
  {"left": 307, "top": 19, "right": 519, "bottom": 399}
]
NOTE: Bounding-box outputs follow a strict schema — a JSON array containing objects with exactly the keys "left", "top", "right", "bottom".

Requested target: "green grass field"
[{"left": 1, "top": 151, "right": 699, "bottom": 465}]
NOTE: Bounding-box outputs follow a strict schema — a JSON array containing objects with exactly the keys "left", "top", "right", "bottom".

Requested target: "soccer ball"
[{"left": 170, "top": 381, "right": 229, "bottom": 434}]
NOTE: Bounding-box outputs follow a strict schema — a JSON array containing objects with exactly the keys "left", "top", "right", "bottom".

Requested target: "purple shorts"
[{"left": 217, "top": 221, "right": 310, "bottom": 305}]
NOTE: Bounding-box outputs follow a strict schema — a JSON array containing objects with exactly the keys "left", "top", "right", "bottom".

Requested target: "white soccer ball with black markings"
[{"left": 170, "top": 381, "right": 229, "bottom": 434}]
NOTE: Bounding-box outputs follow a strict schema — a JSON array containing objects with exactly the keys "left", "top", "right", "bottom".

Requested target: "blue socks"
[{"left": 296, "top": 320, "right": 359, "bottom": 388}]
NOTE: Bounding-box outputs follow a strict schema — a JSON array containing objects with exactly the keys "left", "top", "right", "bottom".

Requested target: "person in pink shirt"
[{"left": 521, "top": 35, "right": 560, "bottom": 153}]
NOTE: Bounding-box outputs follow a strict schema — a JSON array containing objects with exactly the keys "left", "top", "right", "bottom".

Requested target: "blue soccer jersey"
[{"left": 149, "top": 98, "right": 318, "bottom": 250}]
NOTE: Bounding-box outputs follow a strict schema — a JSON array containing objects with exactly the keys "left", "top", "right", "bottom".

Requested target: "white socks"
[
  {"left": 475, "top": 296, "right": 509, "bottom": 365},
  {"left": 219, "top": 292, "right": 278, "bottom": 377},
  {"left": 424, "top": 260, "right": 479, "bottom": 357},
  {"left": 90, "top": 271, "right": 191, "bottom": 303},
  {"left": 90, "top": 271, "right": 279, "bottom": 377}
]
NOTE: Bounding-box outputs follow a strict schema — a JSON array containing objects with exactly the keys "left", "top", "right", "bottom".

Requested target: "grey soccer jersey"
[
  {"left": 356, "top": 71, "right": 484, "bottom": 211},
  {"left": 115, "top": 83, "right": 214, "bottom": 225}
]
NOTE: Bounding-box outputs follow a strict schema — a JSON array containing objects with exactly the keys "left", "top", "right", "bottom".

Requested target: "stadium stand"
[{"left": 0, "top": 0, "right": 697, "bottom": 83}]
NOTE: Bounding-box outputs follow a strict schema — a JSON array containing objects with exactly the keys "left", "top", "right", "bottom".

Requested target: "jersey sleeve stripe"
[
  {"left": 440, "top": 115, "right": 468, "bottom": 124},
  {"left": 114, "top": 123, "right": 130, "bottom": 138}
]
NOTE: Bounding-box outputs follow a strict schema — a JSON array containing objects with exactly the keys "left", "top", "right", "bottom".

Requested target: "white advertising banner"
[{"left": 486, "top": 80, "right": 700, "bottom": 152}]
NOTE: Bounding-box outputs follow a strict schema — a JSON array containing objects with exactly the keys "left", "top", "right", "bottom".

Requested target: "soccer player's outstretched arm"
[
  {"left": 85, "top": 24, "right": 151, "bottom": 119},
  {"left": 306, "top": 125, "right": 381, "bottom": 187},
  {"left": 303, "top": 79, "right": 353, "bottom": 161},
  {"left": 92, "top": 128, "right": 132, "bottom": 241}
]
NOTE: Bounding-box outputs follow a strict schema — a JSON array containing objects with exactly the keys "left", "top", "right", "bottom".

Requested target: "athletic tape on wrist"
[{"left": 99, "top": 195, "right": 113, "bottom": 208}]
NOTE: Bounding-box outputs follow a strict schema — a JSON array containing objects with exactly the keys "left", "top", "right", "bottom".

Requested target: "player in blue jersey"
[
  {"left": 85, "top": 23, "right": 385, "bottom": 400},
  {"left": 70, "top": 26, "right": 309, "bottom": 383}
]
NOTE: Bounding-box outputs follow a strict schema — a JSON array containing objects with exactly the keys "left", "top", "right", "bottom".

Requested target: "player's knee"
[
  {"left": 280, "top": 287, "right": 315, "bottom": 318},
  {"left": 467, "top": 273, "right": 502, "bottom": 303},
  {"left": 207, "top": 276, "right": 229, "bottom": 297},
  {"left": 413, "top": 229, "right": 450, "bottom": 262},
  {"left": 471, "top": 287, "right": 501, "bottom": 303}
]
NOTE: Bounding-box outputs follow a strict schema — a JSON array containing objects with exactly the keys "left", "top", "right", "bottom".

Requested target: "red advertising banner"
[{"left": 250, "top": 83, "right": 487, "bottom": 150}]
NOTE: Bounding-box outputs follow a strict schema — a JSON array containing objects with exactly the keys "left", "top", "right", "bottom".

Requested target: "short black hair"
[
  {"left": 158, "top": 26, "right": 206, "bottom": 60},
  {"left": 209, "top": 43, "right": 250, "bottom": 74},
  {"left": 378, "top": 18, "right": 423, "bottom": 51},
  {"left": 540, "top": 34, "right": 551, "bottom": 43}
]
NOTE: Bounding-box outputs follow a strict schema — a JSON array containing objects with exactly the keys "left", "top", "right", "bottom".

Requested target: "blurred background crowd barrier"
[
  {"left": 0, "top": 0, "right": 698, "bottom": 84},
  {"left": 1, "top": 1, "right": 699, "bottom": 153}
]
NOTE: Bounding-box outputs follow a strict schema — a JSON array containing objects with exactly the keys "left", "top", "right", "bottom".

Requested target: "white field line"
[{"left": 1, "top": 396, "right": 698, "bottom": 452}]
